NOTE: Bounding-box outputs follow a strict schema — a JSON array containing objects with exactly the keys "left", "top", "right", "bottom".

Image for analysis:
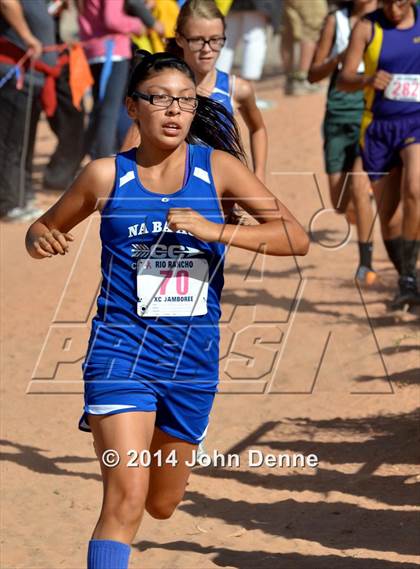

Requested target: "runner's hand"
[
  {"left": 369, "top": 70, "right": 393, "bottom": 91},
  {"left": 167, "top": 208, "right": 222, "bottom": 242},
  {"left": 31, "top": 229, "right": 74, "bottom": 258}
]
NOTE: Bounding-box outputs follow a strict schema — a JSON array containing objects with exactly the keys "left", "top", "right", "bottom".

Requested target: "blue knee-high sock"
[{"left": 87, "top": 539, "right": 130, "bottom": 569}]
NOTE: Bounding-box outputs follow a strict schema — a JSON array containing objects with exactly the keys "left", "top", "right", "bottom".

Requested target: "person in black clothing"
[
  {"left": 0, "top": 0, "right": 56, "bottom": 221},
  {"left": 43, "top": 1, "right": 85, "bottom": 191}
]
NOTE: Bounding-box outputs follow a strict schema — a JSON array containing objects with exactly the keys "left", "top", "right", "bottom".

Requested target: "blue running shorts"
[{"left": 78, "top": 371, "right": 217, "bottom": 445}]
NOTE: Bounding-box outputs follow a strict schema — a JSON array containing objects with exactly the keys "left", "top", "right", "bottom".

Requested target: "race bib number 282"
[{"left": 385, "top": 74, "right": 420, "bottom": 103}]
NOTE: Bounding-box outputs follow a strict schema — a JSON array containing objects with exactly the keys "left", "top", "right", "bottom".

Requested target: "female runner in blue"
[
  {"left": 25, "top": 52, "right": 309, "bottom": 569},
  {"left": 124, "top": 0, "right": 268, "bottom": 183},
  {"left": 339, "top": 0, "right": 420, "bottom": 309}
]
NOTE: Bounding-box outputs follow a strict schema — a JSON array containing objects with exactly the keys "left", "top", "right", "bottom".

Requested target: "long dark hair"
[{"left": 126, "top": 50, "right": 246, "bottom": 164}]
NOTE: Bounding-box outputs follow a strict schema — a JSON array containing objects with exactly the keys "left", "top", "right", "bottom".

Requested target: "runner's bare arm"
[
  {"left": 338, "top": 19, "right": 373, "bottom": 91},
  {"left": 25, "top": 158, "right": 115, "bottom": 259},
  {"left": 166, "top": 151, "right": 309, "bottom": 256},
  {"left": 308, "top": 14, "right": 341, "bottom": 83},
  {"left": 213, "top": 150, "right": 309, "bottom": 256},
  {"left": 339, "top": 20, "right": 393, "bottom": 92},
  {"left": 234, "top": 78, "right": 268, "bottom": 184}
]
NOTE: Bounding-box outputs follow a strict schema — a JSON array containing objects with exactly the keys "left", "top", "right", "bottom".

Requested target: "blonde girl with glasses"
[{"left": 123, "top": 0, "right": 268, "bottom": 183}]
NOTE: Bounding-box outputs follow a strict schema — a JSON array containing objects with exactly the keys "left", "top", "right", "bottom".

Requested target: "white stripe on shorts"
[
  {"left": 86, "top": 404, "right": 137, "bottom": 415},
  {"left": 197, "top": 423, "right": 209, "bottom": 442}
]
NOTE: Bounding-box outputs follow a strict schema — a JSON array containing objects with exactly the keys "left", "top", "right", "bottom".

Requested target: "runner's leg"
[
  {"left": 145, "top": 428, "right": 197, "bottom": 519},
  {"left": 351, "top": 157, "right": 377, "bottom": 284},
  {"left": 372, "top": 167, "right": 403, "bottom": 275},
  {"left": 88, "top": 411, "right": 155, "bottom": 542},
  {"left": 393, "top": 143, "right": 420, "bottom": 306},
  {"left": 328, "top": 172, "right": 350, "bottom": 213}
]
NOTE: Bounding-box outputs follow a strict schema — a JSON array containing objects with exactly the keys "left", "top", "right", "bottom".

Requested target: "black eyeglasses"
[
  {"left": 131, "top": 91, "right": 199, "bottom": 111},
  {"left": 181, "top": 35, "right": 226, "bottom": 52}
]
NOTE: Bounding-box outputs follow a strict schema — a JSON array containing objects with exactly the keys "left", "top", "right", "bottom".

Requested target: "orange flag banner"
[{"left": 69, "top": 43, "right": 94, "bottom": 110}]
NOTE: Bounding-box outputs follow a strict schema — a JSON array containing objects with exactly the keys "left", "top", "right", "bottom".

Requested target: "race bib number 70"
[
  {"left": 137, "top": 257, "right": 209, "bottom": 317},
  {"left": 385, "top": 74, "right": 420, "bottom": 103}
]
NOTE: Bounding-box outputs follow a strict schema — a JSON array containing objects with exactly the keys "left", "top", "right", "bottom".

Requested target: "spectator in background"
[
  {"left": 77, "top": 0, "right": 144, "bottom": 159},
  {"left": 44, "top": 0, "right": 85, "bottom": 190},
  {"left": 281, "top": 0, "right": 328, "bottom": 95},
  {"left": 125, "top": 0, "right": 165, "bottom": 38},
  {"left": 216, "top": 0, "right": 280, "bottom": 81},
  {"left": 0, "top": 0, "right": 56, "bottom": 221}
]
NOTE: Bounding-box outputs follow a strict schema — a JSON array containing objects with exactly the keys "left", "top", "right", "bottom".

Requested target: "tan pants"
[{"left": 282, "top": 0, "right": 328, "bottom": 43}]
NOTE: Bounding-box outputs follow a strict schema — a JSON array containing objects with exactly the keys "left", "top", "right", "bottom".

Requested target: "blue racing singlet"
[
  {"left": 363, "top": 5, "right": 420, "bottom": 119},
  {"left": 83, "top": 144, "right": 225, "bottom": 385},
  {"left": 211, "top": 69, "right": 234, "bottom": 114}
]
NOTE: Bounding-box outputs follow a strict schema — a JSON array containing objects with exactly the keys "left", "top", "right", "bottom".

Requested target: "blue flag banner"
[{"left": 99, "top": 38, "right": 115, "bottom": 102}]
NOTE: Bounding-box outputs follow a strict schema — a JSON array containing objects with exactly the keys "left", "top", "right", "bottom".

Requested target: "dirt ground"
[{"left": 1, "top": 77, "right": 419, "bottom": 569}]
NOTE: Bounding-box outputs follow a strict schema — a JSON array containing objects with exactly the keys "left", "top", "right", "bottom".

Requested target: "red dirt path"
[{"left": 1, "top": 78, "right": 419, "bottom": 569}]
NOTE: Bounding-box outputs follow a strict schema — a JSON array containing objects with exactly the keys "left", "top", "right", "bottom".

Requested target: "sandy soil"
[{"left": 1, "top": 77, "right": 419, "bottom": 569}]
